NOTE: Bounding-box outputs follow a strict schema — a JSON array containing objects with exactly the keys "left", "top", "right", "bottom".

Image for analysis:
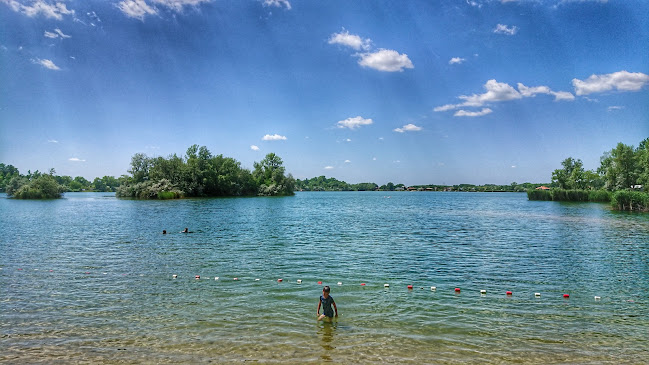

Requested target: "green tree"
[
  {"left": 552, "top": 157, "right": 585, "bottom": 190},
  {"left": 636, "top": 138, "right": 649, "bottom": 190},
  {"left": 128, "top": 153, "right": 152, "bottom": 183},
  {"left": 253, "top": 153, "right": 295, "bottom": 196},
  {"left": 599, "top": 143, "right": 637, "bottom": 191}
]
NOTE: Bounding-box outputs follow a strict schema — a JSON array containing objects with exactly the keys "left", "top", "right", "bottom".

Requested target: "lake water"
[{"left": 1, "top": 191, "right": 648, "bottom": 364}]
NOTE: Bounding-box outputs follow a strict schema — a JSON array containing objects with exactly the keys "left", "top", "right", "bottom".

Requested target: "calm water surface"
[{"left": 1, "top": 192, "right": 648, "bottom": 364}]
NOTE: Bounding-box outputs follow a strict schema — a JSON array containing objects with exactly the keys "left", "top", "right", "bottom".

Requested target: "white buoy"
[
  {"left": 431, "top": 286, "right": 436, "bottom": 291},
  {"left": 480, "top": 290, "right": 487, "bottom": 295},
  {"left": 535, "top": 293, "right": 541, "bottom": 297},
  {"left": 337, "top": 282, "right": 342, "bottom": 286},
  {"left": 215, "top": 277, "right": 219, "bottom": 280},
  {"left": 297, "top": 279, "right": 302, "bottom": 284},
  {"left": 255, "top": 278, "right": 260, "bottom": 281},
  {"left": 172, "top": 274, "right": 177, "bottom": 279},
  {"left": 594, "top": 296, "right": 601, "bottom": 300},
  {"left": 384, "top": 283, "right": 390, "bottom": 288}
]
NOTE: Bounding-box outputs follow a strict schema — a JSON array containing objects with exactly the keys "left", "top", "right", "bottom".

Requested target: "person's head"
[
  {"left": 183, "top": 228, "right": 188, "bottom": 232},
  {"left": 323, "top": 285, "right": 331, "bottom": 297},
  {"left": 162, "top": 230, "right": 167, "bottom": 234}
]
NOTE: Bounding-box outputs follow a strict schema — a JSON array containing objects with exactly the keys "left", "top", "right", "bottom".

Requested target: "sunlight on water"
[{"left": 1, "top": 192, "right": 648, "bottom": 363}]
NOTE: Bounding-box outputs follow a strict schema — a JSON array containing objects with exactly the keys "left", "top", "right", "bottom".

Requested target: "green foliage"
[
  {"left": 0, "top": 163, "right": 20, "bottom": 192},
  {"left": 527, "top": 189, "right": 552, "bottom": 201},
  {"left": 552, "top": 157, "right": 590, "bottom": 190},
  {"left": 8, "top": 174, "right": 65, "bottom": 199},
  {"left": 588, "top": 190, "right": 611, "bottom": 202},
  {"left": 611, "top": 190, "right": 649, "bottom": 212},
  {"left": 599, "top": 142, "right": 638, "bottom": 191},
  {"left": 118, "top": 147, "right": 292, "bottom": 199},
  {"left": 550, "top": 189, "right": 590, "bottom": 202}
]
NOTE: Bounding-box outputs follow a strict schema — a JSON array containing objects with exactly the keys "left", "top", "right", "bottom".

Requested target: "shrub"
[
  {"left": 588, "top": 190, "right": 611, "bottom": 202},
  {"left": 8, "top": 175, "right": 64, "bottom": 199},
  {"left": 611, "top": 190, "right": 649, "bottom": 212},
  {"left": 527, "top": 189, "right": 552, "bottom": 201}
]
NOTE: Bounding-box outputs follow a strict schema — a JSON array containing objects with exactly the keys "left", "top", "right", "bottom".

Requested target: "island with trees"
[{"left": 527, "top": 138, "right": 648, "bottom": 211}]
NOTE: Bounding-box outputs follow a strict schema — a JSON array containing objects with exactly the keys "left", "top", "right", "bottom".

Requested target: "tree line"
[
  {"left": 529, "top": 138, "right": 648, "bottom": 211},
  {"left": 116, "top": 145, "right": 294, "bottom": 199}
]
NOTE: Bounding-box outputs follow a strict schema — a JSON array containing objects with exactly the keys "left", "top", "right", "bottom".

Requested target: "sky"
[{"left": 1, "top": 0, "right": 648, "bottom": 186}]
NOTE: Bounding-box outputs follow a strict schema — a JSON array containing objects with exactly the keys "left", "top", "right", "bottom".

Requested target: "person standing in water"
[{"left": 317, "top": 286, "right": 338, "bottom": 321}]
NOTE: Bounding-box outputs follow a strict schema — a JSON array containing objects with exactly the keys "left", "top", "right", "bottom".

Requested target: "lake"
[{"left": 1, "top": 191, "right": 648, "bottom": 364}]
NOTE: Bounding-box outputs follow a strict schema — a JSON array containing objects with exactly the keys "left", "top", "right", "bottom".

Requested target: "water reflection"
[{"left": 317, "top": 320, "right": 337, "bottom": 361}]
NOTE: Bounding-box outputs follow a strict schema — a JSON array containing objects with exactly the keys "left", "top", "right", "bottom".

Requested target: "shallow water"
[{"left": 1, "top": 191, "right": 648, "bottom": 364}]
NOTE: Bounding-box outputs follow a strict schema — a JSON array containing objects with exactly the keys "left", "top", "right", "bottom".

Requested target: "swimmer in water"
[
  {"left": 181, "top": 228, "right": 191, "bottom": 233},
  {"left": 162, "top": 230, "right": 167, "bottom": 234},
  {"left": 317, "top": 286, "right": 338, "bottom": 321}
]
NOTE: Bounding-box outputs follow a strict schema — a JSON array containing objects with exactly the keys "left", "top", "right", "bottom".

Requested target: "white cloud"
[
  {"left": 551, "top": 91, "right": 575, "bottom": 101},
  {"left": 344, "top": 138, "right": 352, "bottom": 142},
  {"left": 328, "top": 30, "right": 371, "bottom": 51},
  {"left": 250, "top": 145, "right": 260, "bottom": 151},
  {"left": 607, "top": 106, "right": 624, "bottom": 112},
  {"left": 433, "top": 104, "right": 457, "bottom": 112},
  {"left": 518, "top": 83, "right": 575, "bottom": 101},
  {"left": 358, "top": 49, "right": 414, "bottom": 72},
  {"left": 336, "top": 116, "right": 373, "bottom": 130},
  {"left": 449, "top": 57, "right": 465, "bottom": 65},
  {"left": 494, "top": 24, "right": 518, "bottom": 35},
  {"left": 459, "top": 79, "right": 521, "bottom": 107},
  {"left": 32, "top": 58, "right": 60, "bottom": 70},
  {"left": 393, "top": 123, "right": 423, "bottom": 133},
  {"left": 344, "top": 160, "right": 351, "bottom": 163},
  {"left": 372, "top": 157, "right": 377, "bottom": 161},
  {"left": 262, "top": 134, "right": 287, "bottom": 141},
  {"left": 117, "top": 0, "right": 157, "bottom": 19},
  {"left": 511, "top": 165, "right": 517, "bottom": 168},
  {"left": 263, "top": 0, "right": 291, "bottom": 10},
  {"left": 3, "top": 0, "right": 75, "bottom": 20},
  {"left": 69, "top": 157, "right": 86, "bottom": 162},
  {"left": 572, "top": 71, "right": 649, "bottom": 95},
  {"left": 48, "top": 139, "right": 58, "bottom": 143},
  {"left": 454, "top": 108, "right": 493, "bottom": 117},
  {"left": 44, "top": 28, "right": 70, "bottom": 39},
  {"left": 324, "top": 166, "right": 334, "bottom": 170}
]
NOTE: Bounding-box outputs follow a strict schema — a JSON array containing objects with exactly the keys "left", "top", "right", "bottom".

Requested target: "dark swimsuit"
[{"left": 320, "top": 295, "right": 335, "bottom": 317}]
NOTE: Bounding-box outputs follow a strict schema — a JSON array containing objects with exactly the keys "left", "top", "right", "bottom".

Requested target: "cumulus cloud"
[
  {"left": 328, "top": 29, "right": 371, "bottom": 51},
  {"left": 494, "top": 24, "right": 518, "bottom": 35},
  {"left": 250, "top": 145, "right": 260, "bottom": 151},
  {"left": 263, "top": 0, "right": 291, "bottom": 10},
  {"left": 459, "top": 79, "right": 522, "bottom": 107},
  {"left": 572, "top": 71, "right": 649, "bottom": 95},
  {"left": 393, "top": 124, "right": 423, "bottom": 133},
  {"left": 344, "top": 160, "right": 351, "bottom": 163},
  {"left": 262, "top": 134, "right": 287, "bottom": 141},
  {"left": 324, "top": 166, "right": 334, "bottom": 170},
  {"left": 32, "top": 58, "right": 60, "bottom": 70},
  {"left": 69, "top": 157, "right": 86, "bottom": 162},
  {"left": 2, "top": 0, "right": 75, "bottom": 20},
  {"left": 449, "top": 57, "right": 465, "bottom": 65},
  {"left": 454, "top": 108, "right": 493, "bottom": 117},
  {"left": 44, "top": 28, "right": 70, "bottom": 39},
  {"left": 435, "top": 79, "right": 573, "bottom": 116},
  {"left": 336, "top": 116, "right": 373, "bottom": 130},
  {"left": 358, "top": 49, "right": 414, "bottom": 72}
]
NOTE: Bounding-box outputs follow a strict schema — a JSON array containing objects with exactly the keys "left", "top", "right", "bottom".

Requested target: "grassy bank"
[{"left": 528, "top": 188, "right": 648, "bottom": 212}]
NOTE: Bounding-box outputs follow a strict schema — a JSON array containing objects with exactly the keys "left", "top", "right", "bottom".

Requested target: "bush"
[
  {"left": 527, "top": 189, "right": 552, "bottom": 201},
  {"left": 588, "top": 190, "right": 611, "bottom": 202},
  {"left": 116, "top": 179, "right": 183, "bottom": 199},
  {"left": 9, "top": 175, "right": 65, "bottom": 199},
  {"left": 611, "top": 191, "right": 649, "bottom": 212},
  {"left": 551, "top": 189, "right": 590, "bottom": 202}
]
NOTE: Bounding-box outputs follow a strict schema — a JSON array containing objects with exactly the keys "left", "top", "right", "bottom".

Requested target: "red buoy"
[
  {"left": 407, "top": 285, "right": 413, "bottom": 289},
  {"left": 195, "top": 275, "right": 200, "bottom": 279},
  {"left": 361, "top": 283, "right": 366, "bottom": 286},
  {"left": 563, "top": 294, "right": 570, "bottom": 298},
  {"left": 277, "top": 278, "right": 283, "bottom": 282},
  {"left": 506, "top": 291, "right": 513, "bottom": 296},
  {"left": 318, "top": 281, "right": 322, "bottom": 284},
  {"left": 455, "top": 288, "right": 461, "bottom": 292}
]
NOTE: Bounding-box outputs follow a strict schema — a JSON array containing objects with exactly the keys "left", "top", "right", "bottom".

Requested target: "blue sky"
[{"left": 1, "top": 0, "right": 648, "bottom": 185}]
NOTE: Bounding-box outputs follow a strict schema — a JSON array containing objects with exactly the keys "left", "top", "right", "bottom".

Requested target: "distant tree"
[
  {"left": 128, "top": 153, "right": 152, "bottom": 183},
  {"left": 552, "top": 157, "right": 586, "bottom": 190},
  {"left": 636, "top": 138, "right": 649, "bottom": 190},
  {"left": 8, "top": 174, "right": 65, "bottom": 199},
  {"left": 253, "top": 153, "right": 295, "bottom": 196}
]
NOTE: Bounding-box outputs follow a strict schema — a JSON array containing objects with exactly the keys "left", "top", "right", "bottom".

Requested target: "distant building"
[{"left": 535, "top": 186, "right": 551, "bottom": 190}]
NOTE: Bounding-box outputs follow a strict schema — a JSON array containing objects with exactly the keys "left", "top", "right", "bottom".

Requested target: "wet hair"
[{"left": 323, "top": 286, "right": 330, "bottom": 293}]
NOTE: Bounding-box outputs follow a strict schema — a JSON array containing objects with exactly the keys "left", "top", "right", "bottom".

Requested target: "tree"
[
  {"left": 599, "top": 143, "right": 637, "bottom": 191},
  {"left": 552, "top": 157, "right": 585, "bottom": 190},
  {"left": 128, "top": 153, "right": 151, "bottom": 183},
  {"left": 636, "top": 138, "right": 649, "bottom": 190},
  {"left": 253, "top": 153, "right": 294, "bottom": 196}
]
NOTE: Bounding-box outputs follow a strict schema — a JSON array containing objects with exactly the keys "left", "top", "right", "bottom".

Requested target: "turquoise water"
[{"left": 1, "top": 191, "right": 648, "bottom": 363}]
